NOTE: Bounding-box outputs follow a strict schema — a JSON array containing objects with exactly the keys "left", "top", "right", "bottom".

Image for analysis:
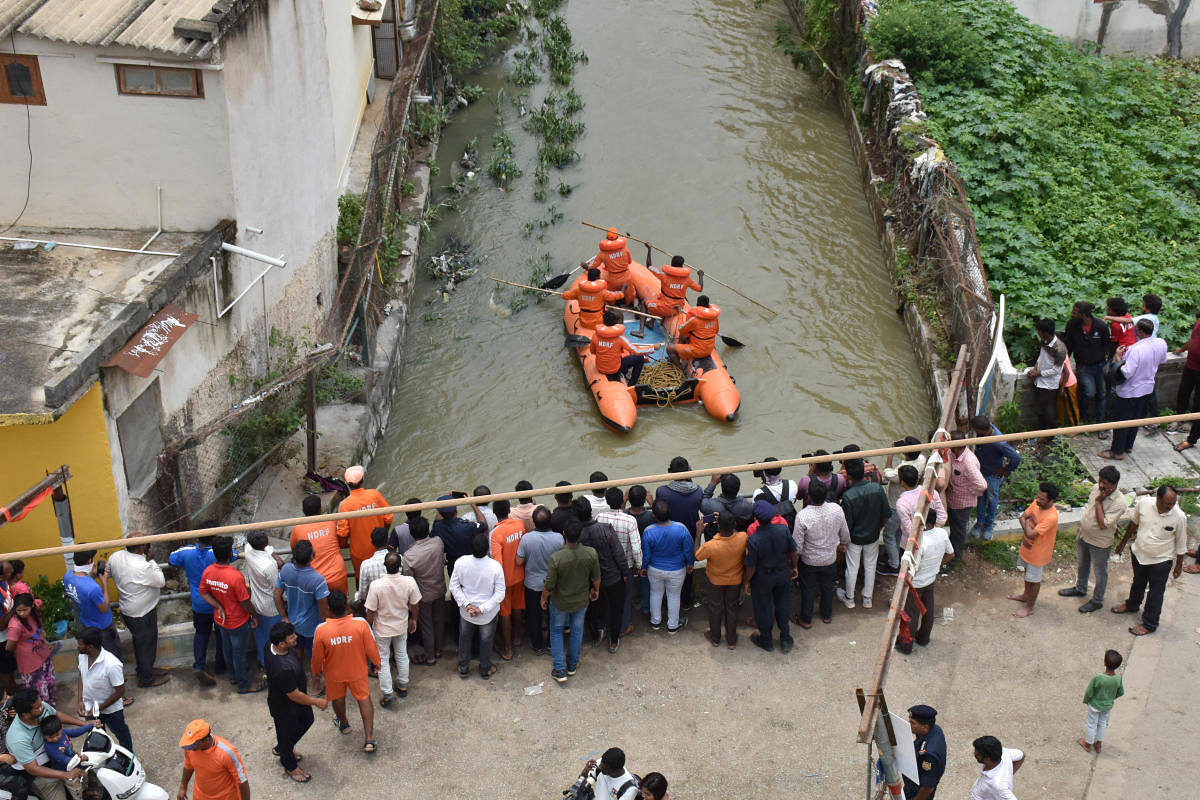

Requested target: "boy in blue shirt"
[
  {"left": 168, "top": 524, "right": 228, "bottom": 685},
  {"left": 40, "top": 716, "right": 92, "bottom": 799}
]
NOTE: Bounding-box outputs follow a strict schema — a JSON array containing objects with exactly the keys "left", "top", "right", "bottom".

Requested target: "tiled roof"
[{"left": 0, "top": 0, "right": 257, "bottom": 59}]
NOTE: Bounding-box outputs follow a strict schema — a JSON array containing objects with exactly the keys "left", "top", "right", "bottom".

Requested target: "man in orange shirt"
[
  {"left": 694, "top": 510, "right": 748, "bottom": 649},
  {"left": 1007, "top": 482, "right": 1060, "bottom": 618},
  {"left": 178, "top": 719, "right": 249, "bottom": 800},
  {"left": 290, "top": 494, "right": 348, "bottom": 595},
  {"left": 336, "top": 466, "right": 394, "bottom": 580},
  {"left": 489, "top": 500, "right": 526, "bottom": 660},
  {"left": 311, "top": 590, "right": 380, "bottom": 752}
]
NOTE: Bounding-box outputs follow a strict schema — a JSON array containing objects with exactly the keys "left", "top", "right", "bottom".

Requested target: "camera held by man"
[{"left": 562, "top": 748, "right": 639, "bottom": 800}]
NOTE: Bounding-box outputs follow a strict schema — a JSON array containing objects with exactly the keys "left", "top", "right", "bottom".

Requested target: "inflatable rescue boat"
[{"left": 562, "top": 259, "right": 740, "bottom": 432}]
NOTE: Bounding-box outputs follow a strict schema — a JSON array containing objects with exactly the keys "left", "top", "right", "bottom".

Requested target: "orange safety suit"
[
  {"left": 336, "top": 487, "right": 394, "bottom": 578},
  {"left": 645, "top": 264, "right": 701, "bottom": 318},
  {"left": 674, "top": 304, "right": 720, "bottom": 360},
  {"left": 592, "top": 236, "right": 635, "bottom": 304},
  {"left": 562, "top": 277, "right": 623, "bottom": 330}
]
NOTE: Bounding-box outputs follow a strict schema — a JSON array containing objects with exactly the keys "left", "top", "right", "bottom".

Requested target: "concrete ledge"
[{"left": 51, "top": 622, "right": 207, "bottom": 681}]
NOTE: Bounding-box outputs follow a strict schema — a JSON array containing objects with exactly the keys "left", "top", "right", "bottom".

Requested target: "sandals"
[
  {"left": 335, "top": 717, "right": 351, "bottom": 735},
  {"left": 286, "top": 768, "right": 312, "bottom": 783},
  {"left": 363, "top": 739, "right": 377, "bottom": 753},
  {"left": 482, "top": 664, "right": 499, "bottom": 680},
  {"left": 1175, "top": 440, "right": 1194, "bottom": 452},
  {"left": 272, "top": 748, "right": 303, "bottom": 763}
]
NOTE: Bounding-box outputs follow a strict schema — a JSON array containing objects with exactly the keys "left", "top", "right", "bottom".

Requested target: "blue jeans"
[
  {"left": 975, "top": 474, "right": 1003, "bottom": 539},
  {"left": 219, "top": 620, "right": 253, "bottom": 691},
  {"left": 252, "top": 614, "right": 281, "bottom": 666},
  {"left": 548, "top": 602, "right": 586, "bottom": 673},
  {"left": 192, "top": 610, "right": 226, "bottom": 674},
  {"left": 1075, "top": 361, "right": 1106, "bottom": 422}
]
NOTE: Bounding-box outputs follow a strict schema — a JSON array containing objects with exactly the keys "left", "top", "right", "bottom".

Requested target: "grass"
[{"left": 977, "top": 529, "right": 1078, "bottom": 570}]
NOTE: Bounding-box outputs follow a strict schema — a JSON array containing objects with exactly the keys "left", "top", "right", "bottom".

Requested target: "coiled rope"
[{"left": 640, "top": 361, "right": 687, "bottom": 407}]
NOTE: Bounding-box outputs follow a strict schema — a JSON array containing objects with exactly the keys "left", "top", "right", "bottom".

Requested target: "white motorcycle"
[{"left": 67, "top": 727, "right": 168, "bottom": 800}]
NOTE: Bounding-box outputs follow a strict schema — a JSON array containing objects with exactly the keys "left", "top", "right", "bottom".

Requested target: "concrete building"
[
  {"left": 1014, "top": 0, "right": 1199, "bottom": 58},
  {"left": 0, "top": 0, "right": 389, "bottom": 579}
]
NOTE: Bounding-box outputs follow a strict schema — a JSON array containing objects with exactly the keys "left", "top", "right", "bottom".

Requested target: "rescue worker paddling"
[
  {"left": 590, "top": 310, "right": 652, "bottom": 386},
  {"left": 637, "top": 249, "right": 703, "bottom": 337},
  {"left": 668, "top": 295, "right": 720, "bottom": 374},
  {"left": 562, "top": 268, "right": 624, "bottom": 331},
  {"left": 583, "top": 227, "right": 635, "bottom": 305}
]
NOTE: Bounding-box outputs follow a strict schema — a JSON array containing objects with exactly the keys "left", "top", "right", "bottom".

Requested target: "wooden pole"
[
  {"left": 4, "top": 408, "right": 1200, "bottom": 562},
  {"left": 305, "top": 372, "right": 317, "bottom": 474},
  {"left": 857, "top": 346, "right": 968, "bottom": 749},
  {"left": 581, "top": 221, "right": 779, "bottom": 316}
]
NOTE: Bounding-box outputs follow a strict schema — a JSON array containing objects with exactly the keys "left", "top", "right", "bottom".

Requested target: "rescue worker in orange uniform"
[
  {"left": 562, "top": 268, "right": 623, "bottom": 331},
  {"left": 591, "top": 310, "right": 649, "bottom": 385},
  {"left": 668, "top": 295, "right": 720, "bottom": 372},
  {"left": 582, "top": 227, "right": 635, "bottom": 305},
  {"left": 335, "top": 465, "right": 394, "bottom": 580},
  {"left": 638, "top": 253, "right": 703, "bottom": 336}
]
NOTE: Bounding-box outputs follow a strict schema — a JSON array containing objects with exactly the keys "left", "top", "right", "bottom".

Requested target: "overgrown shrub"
[
  {"left": 866, "top": 0, "right": 988, "bottom": 85},
  {"left": 337, "top": 194, "right": 363, "bottom": 247},
  {"left": 866, "top": 0, "right": 1200, "bottom": 354}
]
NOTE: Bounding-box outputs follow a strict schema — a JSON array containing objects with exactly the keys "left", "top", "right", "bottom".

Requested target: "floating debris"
[{"left": 426, "top": 240, "right": 478, "bottom": 296}]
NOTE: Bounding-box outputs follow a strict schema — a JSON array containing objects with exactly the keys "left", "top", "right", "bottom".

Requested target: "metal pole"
[
  {"left": 306, "top": 371, "right": 318, "bottom": 473},
  {"left": 51, "top": 479, "right": 75, "bottom": 574},
  {"left": 872, "top": 712, "right": 903, "bottom": 798}
]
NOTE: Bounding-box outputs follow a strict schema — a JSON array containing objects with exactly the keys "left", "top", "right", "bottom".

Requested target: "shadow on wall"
[{"left": 1012, "top": 0, "right": 1197, "bottom": 59}]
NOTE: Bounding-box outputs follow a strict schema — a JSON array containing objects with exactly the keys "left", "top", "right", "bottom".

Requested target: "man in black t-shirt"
[
  {"left": 263, "top": 622, "right": 327, "bottom": 783},
  {"left": 744, "top": 501, "right": 798, "bottom": 653}
]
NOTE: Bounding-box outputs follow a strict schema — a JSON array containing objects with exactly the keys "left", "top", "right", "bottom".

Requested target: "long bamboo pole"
[
  {"left": 857, "top": 347, "right": 965, "bottom": 764},
  {"left": 581, "top": 221, "right": 779, "bottom": 316},
  {"left": 3, "top": 409, "right": 1199, "bottom": 562},
  {"left": 488, "top": 276, "right": 661, "bottom": 320}
]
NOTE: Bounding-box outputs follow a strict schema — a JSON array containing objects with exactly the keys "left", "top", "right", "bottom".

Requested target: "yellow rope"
[{"left": 640, "top": 361, "right": 686, "bottom": 406}]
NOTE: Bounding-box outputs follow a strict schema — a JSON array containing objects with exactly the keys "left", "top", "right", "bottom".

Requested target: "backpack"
[{"left": 760, "top": 480, "right": 797, "bottom": 529}]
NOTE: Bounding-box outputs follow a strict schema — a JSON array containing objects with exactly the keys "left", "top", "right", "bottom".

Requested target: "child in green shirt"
[{"left": 1080, "top": 649, "right": 1125, "bottom": 753}]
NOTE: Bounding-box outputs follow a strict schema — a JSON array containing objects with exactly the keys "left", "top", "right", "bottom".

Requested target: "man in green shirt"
[
  {"left": 542, "top": 518, "right": 600, "bottom": 683},
  {"left": 837, "top": 460, "right": 893, "bottom": 610},
  {"left": 5, "top": 688, "right": 98, "bottom": 800}
]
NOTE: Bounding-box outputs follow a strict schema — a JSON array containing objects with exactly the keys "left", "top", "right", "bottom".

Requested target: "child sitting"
[{"left": 40, "top": 716, "right": 92, "bottom": 800}]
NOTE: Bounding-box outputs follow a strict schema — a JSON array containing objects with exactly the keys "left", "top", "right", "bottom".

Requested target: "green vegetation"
[
  {"left": 336, "top": 194, "right": 364, "bottom": 247},
  {"left": 411, "top": 101, "right": 451, "bottom": 144},
  {"left": 865, "top": 0, "right": 1200, "bottom": 354},
  {"left": 315, "top": 364, "right": 365, "bottom": 405},
  {"left": 526, "top": 90, "right": 584, "bottom": 167},
  {"left": 977, "top": 529, "right": 1077, "bottom": 570},
  {"left": 31, "top": 577, "right": 72, "bottom": 640},
  {"left": 487, "top": 127, "right": 522, "bottom": 186},
  {"left": 1001, "top": 439, "right": 1091, "bottom": 507},
  {"left": 542, "top": 15, "right": 586, "bottom": 85},
  {"left": 1148, "top": 476, "right": 1200, "bottom": 515},
  {"left": 509, "top": 48, "right": 540, "bottom": 86},
  {"left": 994, "top": 401, "right": 1024, "bottom": 434},
  {"left": 434, "top": 0, "right": 524, "bottom": 75}
]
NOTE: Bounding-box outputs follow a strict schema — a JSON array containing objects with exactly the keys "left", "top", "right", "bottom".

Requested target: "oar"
[
  {"left": 490, "top": 276, "right": 746, "bottom": 348},
  {"left": 581, "top": 221, "right": 778, "bottom": 317},
  {"left": 541, "top": 264, "right": 582, "bottom": 290},
  {"left": 564, "top": 334, "right": 592, "bottom": 347}
]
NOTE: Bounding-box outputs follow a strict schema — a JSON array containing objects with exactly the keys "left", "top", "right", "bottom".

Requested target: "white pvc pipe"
[
  {"left": 138, "top": 184, "right": 163, "bottom": 252},
  {"left": 0, "top": 236, "right": 179, "bottom": 257},
  {"left": 220, "top": 241, "right": 286, "bottom": 268}
]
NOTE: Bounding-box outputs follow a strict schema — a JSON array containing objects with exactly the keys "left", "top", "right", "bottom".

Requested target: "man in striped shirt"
[{"left": 595, "top": 487, "right": 642, "bottom": 636}]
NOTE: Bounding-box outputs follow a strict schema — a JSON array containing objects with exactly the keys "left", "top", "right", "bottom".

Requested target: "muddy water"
[{"left": 370, "top": 0, "right": 932, "bottom": 499}]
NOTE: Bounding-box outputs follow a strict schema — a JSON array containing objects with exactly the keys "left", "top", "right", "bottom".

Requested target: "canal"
[{"left": 370, "top": 0, "right": 933, "bottom": 497}]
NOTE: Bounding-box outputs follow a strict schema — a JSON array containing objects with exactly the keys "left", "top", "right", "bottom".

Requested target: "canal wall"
[{"left": 781, "top": 0, "right": 1010, "bottom": 423}]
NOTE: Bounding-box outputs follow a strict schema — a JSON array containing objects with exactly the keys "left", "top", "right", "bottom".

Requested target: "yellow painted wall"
[{"left": 0, "top": 383, "right": 123, "bottom": 583}]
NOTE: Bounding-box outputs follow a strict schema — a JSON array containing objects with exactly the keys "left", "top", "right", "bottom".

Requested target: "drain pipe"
[
  {"left": 0, "top": 237, "right": 179, "bottom": 257},
  {"left": 398, "top": 0, "right": 417, "bottom": 40},
  {"left": 50, "top": 469, "right": 75, "bottom": 574},
  {"left": 138, "top": 185, "right": 163, "bottom": 253},
  {"left": 211, "top": 242, "right": 287, "bottom": 318}
]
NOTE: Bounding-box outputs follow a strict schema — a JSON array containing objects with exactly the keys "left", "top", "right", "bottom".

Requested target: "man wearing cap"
[
  {"left": 335, "top": 466, "right": 393, "bottom": 580},
  {"left": 177, "top": 720, "right": 249, "bottom": 800},
  {"left": 904, "top": 704, "right": 946, "bottom": 800},
  {"left": 743, "top": 500, "right": 798, "bottom": 653},
  {"left": 431, "top": 495, "right": 488, "bottom": 584}
]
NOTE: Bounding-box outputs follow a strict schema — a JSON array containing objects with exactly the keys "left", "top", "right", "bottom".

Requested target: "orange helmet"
[{"left": 606, "top": 227, "right": 619, "bottom": 240}]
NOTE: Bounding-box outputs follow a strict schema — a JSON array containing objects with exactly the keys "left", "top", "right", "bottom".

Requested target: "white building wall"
[
  {"left": 0, "top": 38, "right": 234, "bottom": 231},
  {"left": 323, "top": 1, "right": 376, "bottom": 189},
  {"left": 1012, "top": 0, "right": 1200, "bottom": 57},
  {"left": 215, "top": 0, "right": 341, "bottom": 360}
]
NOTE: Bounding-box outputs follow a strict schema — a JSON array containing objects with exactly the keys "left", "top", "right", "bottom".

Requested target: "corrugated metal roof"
[{"left": 0, "top": 0, "right": 232, "bottom": 58}]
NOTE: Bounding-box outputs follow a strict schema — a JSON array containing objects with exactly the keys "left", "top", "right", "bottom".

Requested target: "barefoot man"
[{"left": 1007, "top": 482, "right": 1059, "bottom": 618}]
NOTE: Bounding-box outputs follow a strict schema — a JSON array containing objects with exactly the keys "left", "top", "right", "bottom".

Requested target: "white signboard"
[{"left": 889, "top": 711, "right": 919, "bottom": 783}]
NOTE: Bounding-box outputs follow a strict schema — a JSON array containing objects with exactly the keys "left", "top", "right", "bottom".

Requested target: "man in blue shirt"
[
  {"left": 655, "top": 456, "right": 703, "bottom": 610},
  {"left": 432, "top": 495, "right": 488, "bottom": 583},
  {"left": 273, "top": 540, "right": 331, "bottom": 665},
  {"left": 168, "top": 526, "right": 227, "bottom": 685},
  {"left": 62, "top": 551, "right": 122, "bottom": 665},
  {"left": 639, "top": 500, "right": 694, "bottom": 633},
  {"left": 969, "top": 415, "right": 1022, "bottom": 542}
]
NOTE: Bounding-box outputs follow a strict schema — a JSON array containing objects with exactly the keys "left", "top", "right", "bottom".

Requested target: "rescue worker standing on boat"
[
  {"left": 668, "top": 295, "right": 720, "bottom": 373},
  {"left": 638, "top": 250, "right": 702, "bottom": 336},
  {"left": 590, "top": 310, "right": 649, "bottom": 386},
  {"left": 583, "top": 227, "right": 635, "bottom": 305},
  {"left": 562, "top": 268, "right": 623, "bottom": 331}
]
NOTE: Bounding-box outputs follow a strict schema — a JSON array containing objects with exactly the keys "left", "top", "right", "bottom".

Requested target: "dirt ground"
[{"left": 57, "top": 546, "right": 1178, "bottom": 800}]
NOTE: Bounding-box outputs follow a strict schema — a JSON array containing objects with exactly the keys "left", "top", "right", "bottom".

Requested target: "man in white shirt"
[
  {"left": 586, "top": 472, "right": 613, "bottom": 517},
  {"left": 106, "top": 533, "right": 168, "bottom": 688},
  {"left": 365, "top": 552, "right": 421, "bottom": 705},
  {"left": 1112, "top": 484, "right": 1188, "bottom": 635},
  {"left": 472, "top": 486, "right": 500, "bottom": 532},
  {"left": 1026, "top": 318, "right": 1067, "bottom": 430},
  {"left": 448, "top": 534, "right": 505, "bottom": 680},
  {"left": 243, "top": 531, "right": 283, "bottom": 666},
  {"left": 895, "top": 509, "right": 953, "bottom": 654},
  {"left": 580, "top": 748, "right": 639, "bottom": 800},
  {"left": 75, "top": 626, "right": 131, "bottom": 750},
  {"left": 969, "top": 735, "right": 1024, "bottom": 800}
]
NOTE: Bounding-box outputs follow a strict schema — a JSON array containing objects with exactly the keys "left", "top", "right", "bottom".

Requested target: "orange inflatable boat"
[{"left": 563, "top": 259, "right": 740, "bottom": 432}]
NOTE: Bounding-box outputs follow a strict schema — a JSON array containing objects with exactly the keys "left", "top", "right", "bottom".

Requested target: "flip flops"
[
  {"left": 286, "top": 768, "right": 311, "bottom": 783},
  {"left": 335, "top": 717, "right": 351, "bottom": 735},
  {"left": 363, "top": 740, "right": 377, "bottom": 753}
]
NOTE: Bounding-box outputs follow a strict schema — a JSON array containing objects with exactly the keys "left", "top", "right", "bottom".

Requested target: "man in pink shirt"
[{"left": 945, "top": 432, "right": 986, "bottom": 567}]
